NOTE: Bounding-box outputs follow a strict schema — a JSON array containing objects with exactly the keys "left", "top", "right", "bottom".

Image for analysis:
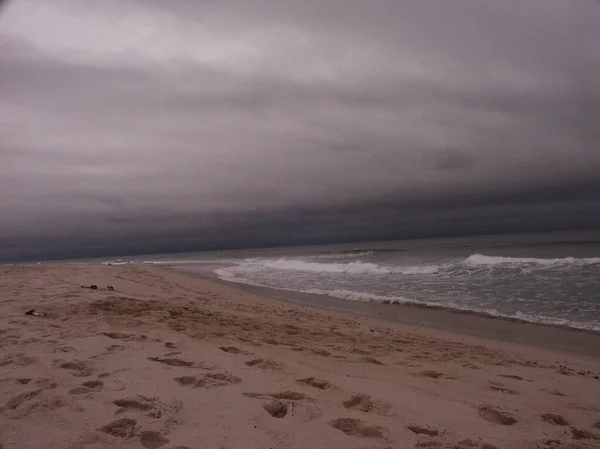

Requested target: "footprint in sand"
[
  {"left": 297, "top": 377, "right": 332, "bottom": 390},
  {"left": 68, "top": 379, "right": 104, "bottom": 395},
  {"left": 311, "top": 349, "right": 331, "bottom": 357},
  {"left": 245, "top": 391, "right": 321, "bottom": 422},
  {"left": 245, "top": 358, "right": 283, "bottom": 370},
  {"left": 488, "top": 385, "right": 520, "bottom": 395},
  {"left": 98, "top": 418, "right": 138, "bottom": 438},
  {"left": 114, "top": 396, "right": 156, "bottom": 411},
  {"left": 57, "top": 360, "right": 94, "bottom": 377},
  {"left": 68, "top": 387, "right": 92, "bottom": 396},
  {"left": 0, "top": 353, "right": 38, "bottom": 367},
  {"left": 174, "top": 373, "right": 241, "bottom": 388},
  {"left": 434, "top": 439, "right": 498, "bottom": 449},
  {"left": 478, "top": 406, "right": 517, "bottom": 425},
  {"left": 4, "top": 391, "right": 67, "bottom": 418},
  {"left": 102, "top": 378, "right": 125, "bottom": 392},
  {"left": 541, "top": 413, "right": 569, "bottom": 426},
  {"left": 571, "top": 427, "right": 600, "bottom": 440},
  {"left": 420, "top": 370, "right": 453, "bottom": 380},
  {"left": 4, "top": 389, "right": 42, "bottom": 410},
  {"left": 361, "top": 357, "right": 384, "bottom": 365},
  {"left": 82, "top": 380, "right": 103, "bottom": 390},
  {"left": 329, "top": 418, "right": 389, "bottom": 439},
  {"left": 462, "top": 362, "right": 480, "bottom": 370},
  {"left": 407, "top": 424, "right": 441, "bottom": 437},
  {"left": 260, "top": 399, "right": 322, "bottom": 422},
  {"left": 220, "top": 346, "right": 252, "bottom": 355},
  {"left": 113, "top": 395, "right": 176, "bottom": 418},
  {"left": 497, "top": 374, "right": 524, "bottom": 381},
  {"left": 104, "top": 344, "right": 125, "bottom": 353},
  {"left": 16, "top": 354, "right": 38, "bottom": 365},
  {"left": 290, "top": 402, "right": 323, "bottom": 422},
  {"left": 244, "top": 391, "right": 312, "bottom": 401},
  {"left": 140, "top": 431, "right": 170, "bottom": 449},
  {"left": 263, "top": 400, "right": 288, "bottom": 418},
  {"left": 343, "top": 394, "right": 392, "bottom": 415},
  {"left": 147, "top": 357, "right": 195, "bottom": 367},
  {"left": 52, "top": 346, "right": 76, "bottom": 353},
  {"left": 34, "top": 378, "right": 58, "bottom": 390},
  {"left": 100, "top": 332, "right": 133, "bottom": 340},
  {"left": 542, "top": 388, "right": 566, "bottom": 397}
]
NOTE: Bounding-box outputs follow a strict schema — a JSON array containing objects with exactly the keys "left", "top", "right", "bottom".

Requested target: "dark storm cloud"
[{"left": 1, "top": 0, "right": 600, "bottom": 261}]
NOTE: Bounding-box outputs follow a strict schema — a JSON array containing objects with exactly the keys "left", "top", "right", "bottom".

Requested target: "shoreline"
[{"left": 174, "top": 267, "right": 600, "bottom": 358}]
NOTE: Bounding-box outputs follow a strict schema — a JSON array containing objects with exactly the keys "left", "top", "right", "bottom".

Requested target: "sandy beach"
[{"left": 1, "top": 263, "right": 600, "bottom": 449}]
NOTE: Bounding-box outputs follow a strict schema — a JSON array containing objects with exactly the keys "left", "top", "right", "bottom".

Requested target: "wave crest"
[
  {"left": 216, "top": 253, "right": 600, "bottom": 279},
  {"left": 243, "top": 258, "right": 441, "bottom": 275},
  {"left": 464, "top": 254, "right": 600, "bottom": 268},
  {"left": 256, "top": 259, "right": 392, "bottom": 274}
]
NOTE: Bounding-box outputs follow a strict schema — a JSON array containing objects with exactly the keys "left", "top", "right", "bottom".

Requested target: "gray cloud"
[{"left": 1, "top": 0, "right": 599, "bottom": 261}]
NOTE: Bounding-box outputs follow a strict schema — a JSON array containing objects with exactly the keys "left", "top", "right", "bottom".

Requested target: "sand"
[{"left": 1, "top": 263, "right": 599, "bottom": 449}]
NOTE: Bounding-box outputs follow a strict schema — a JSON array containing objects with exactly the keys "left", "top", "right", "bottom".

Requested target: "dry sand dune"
[{"left": 1, "top": 263, "right": 599, "bottom": 448}]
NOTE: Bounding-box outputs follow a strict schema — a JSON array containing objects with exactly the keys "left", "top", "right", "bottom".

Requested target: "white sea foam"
[
  {"left": 214, "top": 271, "right": 417, "bottom": 305},
  {"left": 211, "top": 254, "right": 600, "bottom": 277},
  {"left": 395, "top": 265, "right": 441, "bottom": 275},
  {"left": 221, "top": 253, "right": 600, "bottom": 279},
  {"left": 251, "top": 259, "right": 393, "bottom": 274},
  {"left": 234, "top": 258, "right": 441, "bottom": 275},
  {"left": 309, "top": 288, "right": 411, "bottom": 303},
  {"left": 144, "top": 259, "right": 220, "bottom": 265},
  {"left": 464, "top": 254, "right": 600, "bottom": 268},
  {"left": 212, "top": 269, "right": 600, "bottom": 331},
  {"left": 150, "top": 252, "right": 600, "bottom": 280}
]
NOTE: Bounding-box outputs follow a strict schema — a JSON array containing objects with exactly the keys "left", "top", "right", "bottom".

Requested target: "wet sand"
[
  {"left": 1, "top": 263, "right": 599, "bottom": 449},
  {"left": 231, "top": 282, "right": 600, "bottom": 357}
]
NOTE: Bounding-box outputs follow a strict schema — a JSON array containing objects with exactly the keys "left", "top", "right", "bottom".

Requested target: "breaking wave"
[
  {"left": 309, "top": 288, "right": 411, "bottom": 303},
  {"left": 251, "top": 259, "right": 392, "bottom": 274},
  {"left": 214, "top": 254, "right": 600, "bottom": 279},
  {"left": 230, "top": 258, "right": 441, "bottom": 275},
  {"left": 464, "top": 254, "right": 600, "bottom": 268}
]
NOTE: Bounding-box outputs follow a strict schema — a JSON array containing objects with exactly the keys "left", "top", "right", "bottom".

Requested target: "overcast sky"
[{"left": 1, "top": 0, "right": 600, "bottom": 261}]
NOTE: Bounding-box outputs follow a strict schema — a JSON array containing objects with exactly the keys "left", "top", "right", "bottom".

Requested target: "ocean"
[{"left": 104, "top": 231, "right": 600, "bottom": 332}]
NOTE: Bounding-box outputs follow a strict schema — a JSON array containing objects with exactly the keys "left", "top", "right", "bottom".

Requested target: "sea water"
[{"left": 106, "top": 231, "right": 600, "bottom": 332}]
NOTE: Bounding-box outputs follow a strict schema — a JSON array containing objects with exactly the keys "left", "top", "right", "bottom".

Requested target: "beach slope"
[{"left": 1, "top": 263, "right": 599, "bottom": 449}]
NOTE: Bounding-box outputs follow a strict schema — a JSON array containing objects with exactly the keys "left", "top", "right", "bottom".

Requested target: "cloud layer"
[{"left": 1, "top": 0, "right": 599, "bottom": 260}]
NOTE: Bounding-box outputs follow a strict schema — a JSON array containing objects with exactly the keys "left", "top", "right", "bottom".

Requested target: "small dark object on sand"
[
  {"left": 81, "top": 284, "right": 99, "bottom": 290},
  {"left": 107, "top": 285, "right": 114, "bottom": 291},
  {"left": 25, "top": 309, "right": 46, "bottom": 317}
]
